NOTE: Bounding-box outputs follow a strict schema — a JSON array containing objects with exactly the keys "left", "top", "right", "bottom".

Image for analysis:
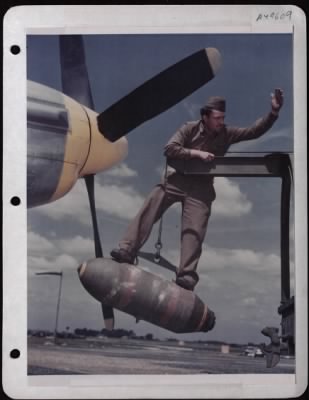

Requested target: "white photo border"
[{"left": 2, "top": 4, "right": 307, "bottom": 399}]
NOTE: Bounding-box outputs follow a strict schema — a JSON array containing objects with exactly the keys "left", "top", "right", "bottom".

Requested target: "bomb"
[{"left": 78, "top": 258, "right": 215, "bottom": 333}]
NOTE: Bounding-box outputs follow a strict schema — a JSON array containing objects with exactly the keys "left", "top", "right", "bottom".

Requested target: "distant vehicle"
[
  {"left": 244, "top": 346, "right": 256, "bottom": 356},
  {"left": 254, "top": 347, "right": 264, "bottom": 357},
  {"left": 244, "top": 346, "right": 264, "bottom": 357}
]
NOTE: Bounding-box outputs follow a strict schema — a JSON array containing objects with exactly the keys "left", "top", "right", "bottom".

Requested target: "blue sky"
[{"left": 27, "top": 33, "right": 294, "bottom": 344}]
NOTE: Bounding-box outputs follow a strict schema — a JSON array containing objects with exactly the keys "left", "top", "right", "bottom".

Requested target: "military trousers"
[{"left": 119, "top": 172, "right": 215, "bottom": 289}]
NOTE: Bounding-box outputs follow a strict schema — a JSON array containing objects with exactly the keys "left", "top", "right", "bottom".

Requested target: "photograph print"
[{"left": 26, "top": 31, "right": 295, "bottom": 376}]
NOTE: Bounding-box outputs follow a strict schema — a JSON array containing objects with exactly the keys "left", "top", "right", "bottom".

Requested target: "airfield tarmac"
[{"left": 27, "top": 337, "right": 295, "bottom": 375}]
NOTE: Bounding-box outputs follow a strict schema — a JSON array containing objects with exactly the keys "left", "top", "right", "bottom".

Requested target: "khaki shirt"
[
  {"left": 162, "top": 112, "right": 278, "bottom": 194},
  {"left": 164, "top": 112, "right": 278, "bottom": 159}
]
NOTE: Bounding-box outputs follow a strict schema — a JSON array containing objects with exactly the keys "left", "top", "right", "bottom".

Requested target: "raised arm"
[{"left": 226, "top": 88, "right": 284, "bottom": 145}]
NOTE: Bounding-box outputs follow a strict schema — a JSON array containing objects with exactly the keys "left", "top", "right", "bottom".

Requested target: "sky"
[{"left": 27, "top": 33, "right": 294, "bottom": 344}]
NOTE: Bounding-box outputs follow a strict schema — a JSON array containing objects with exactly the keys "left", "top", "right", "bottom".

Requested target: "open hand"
[{"left": 271, "top": 88, "right": 284, "bottom": 112}]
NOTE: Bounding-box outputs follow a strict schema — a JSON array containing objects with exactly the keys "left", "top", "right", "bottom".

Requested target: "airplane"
[{"left": 28, "top": 35, "right": 222, "bottom": 330}]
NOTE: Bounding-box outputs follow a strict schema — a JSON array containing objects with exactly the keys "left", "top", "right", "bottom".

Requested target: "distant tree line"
[
  {"left": 28, "top": 328, "right": 154, "bottom": 340},
  {"left": 74, "top": 328, "right": 139, "bottom": 338},
  {"left": 27, "top": 329, "right": 252, "bottom": 347}
]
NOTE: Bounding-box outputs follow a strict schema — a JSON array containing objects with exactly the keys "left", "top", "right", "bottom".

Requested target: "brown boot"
[
  {"left": 175, "top": 277, "right": 194, "bottom": 291},
  {"left": 110, "top": 248, "right": 136, "bottom": 264}
]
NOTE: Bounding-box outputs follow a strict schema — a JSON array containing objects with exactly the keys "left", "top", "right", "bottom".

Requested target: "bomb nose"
[
  {"left": 202, "top": 308, "right": 216, "bottom": 332},
  {"left": 78, "top": 261, "right": 88, "bottom": 277}
]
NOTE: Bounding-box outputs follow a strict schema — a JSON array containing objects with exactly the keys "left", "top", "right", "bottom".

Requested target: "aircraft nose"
[{"left": 78, "top": 108, "right": 129, "bottom": 177}]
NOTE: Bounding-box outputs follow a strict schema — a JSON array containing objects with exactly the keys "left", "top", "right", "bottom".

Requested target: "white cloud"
[
  {"left": 104, "top": 163, "right": 138, "bottom": 178},
  {"left": 34, "top": 180, "right": 91, "bottom": 225},
  {"left": 28, "top": 231, "right": 55, "bottom": 255},
  {"left": 35, "top": 179, "right": 145, "bottom": 225},
  {"left": 28, "top": 229, "right": 94, "bottom": 258},
  {"left": 96, "top": 184, "right": 145, "bottom": 220},
  {"left": 55, "top": 236, "right": 94, "bottom": 257},
  {"left": 198, "top": 246, "right": 280, "bottom": 275},
  {"left": 28, "top": 253, "right": 78, "bottom": 274},
  {"left": 164, "top": 245, "right": 280, "bottom": 277},
  {"left": 27, "top": 232, "right": 97, "bottom": 275},
  {"left": 212, "top": 177, "right": 252, "bottom": 217}
]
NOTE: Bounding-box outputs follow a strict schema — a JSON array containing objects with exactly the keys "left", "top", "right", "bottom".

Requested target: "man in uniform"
[{"left": 111, "top": 89, "right": 284, "bottom": 291}]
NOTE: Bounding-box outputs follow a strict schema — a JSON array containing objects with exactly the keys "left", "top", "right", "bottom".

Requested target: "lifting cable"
[{"left": 154, "top": 159, "right": 169, "bottom": 263}]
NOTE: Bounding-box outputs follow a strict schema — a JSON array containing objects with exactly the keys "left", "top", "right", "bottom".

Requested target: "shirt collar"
[
  {"left": 199, "top": 120, "right": 210, "bottom": 136},
  {"left": 199, "top": 120, "right": 226, "bottom": 139}
]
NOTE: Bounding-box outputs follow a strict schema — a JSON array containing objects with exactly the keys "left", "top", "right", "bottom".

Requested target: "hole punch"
[
  {"left": 10, "top": 349, "right": 20, "bottom": 359},
  {"left": 11, "top": 196, "right": 21, "bottom": 206},
  {"left": 10, "top": 45, "right": 21, "bottom": 55}
]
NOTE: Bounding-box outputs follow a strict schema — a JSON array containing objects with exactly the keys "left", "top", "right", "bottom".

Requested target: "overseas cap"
[{"left": 200, "top": 96, "right": 226, "bottom": 115}]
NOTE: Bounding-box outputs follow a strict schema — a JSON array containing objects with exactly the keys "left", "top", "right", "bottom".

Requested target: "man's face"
[{"left": 203, "top": 110, "right": 225, "bottom": 133}]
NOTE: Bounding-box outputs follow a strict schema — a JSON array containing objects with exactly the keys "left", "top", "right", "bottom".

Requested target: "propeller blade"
[
  {"left": 97, "top": 47, "right": 221, "bottom": 142},
  {"left": 59, "top": 35, "right": 95, "bottom": 109},
  {"left": 59, "top": 35, "right": 114, "bottom": 329},
  {"left": 84, "top": 174, "right": 115, "bottom": 330}
]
